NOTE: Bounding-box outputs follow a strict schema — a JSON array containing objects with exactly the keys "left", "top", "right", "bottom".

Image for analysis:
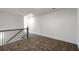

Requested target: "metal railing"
[
  {"left": 0, "top": 28, "right": 29, "bottom": 50},
  {"left": 6, "top": 29, "right": 23, "bottom": 43}
]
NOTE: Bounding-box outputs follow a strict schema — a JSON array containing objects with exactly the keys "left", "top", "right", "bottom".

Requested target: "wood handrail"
[{"left": 0, "top": 28, "right": 25, "bottom": 32}]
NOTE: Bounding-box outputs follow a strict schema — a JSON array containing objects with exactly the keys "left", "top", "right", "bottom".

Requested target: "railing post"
[{"left": 27, "top": 27, "right": 29, "bottom": 38}]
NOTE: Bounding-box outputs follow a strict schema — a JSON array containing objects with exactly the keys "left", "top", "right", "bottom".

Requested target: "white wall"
[
  {"left": 30, "top": 8, "right": 77, "bottom": 44},
  {"left": 29, "top": 16, "right": 41, "bottom": 34},
  {"left": 77, "top": 9, "right": 79, "bottom": 47},
  {"left": 0, "top": 12, "right": 24, "bottom": 30}
]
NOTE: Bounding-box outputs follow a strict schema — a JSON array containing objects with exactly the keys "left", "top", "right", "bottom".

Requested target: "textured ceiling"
[{"left": 0, "top": 8, "right": 57, "bottom": 16}]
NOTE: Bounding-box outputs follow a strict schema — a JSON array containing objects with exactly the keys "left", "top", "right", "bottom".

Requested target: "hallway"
[{"left": 0, "top": 8, "right": 78, "bottom": 51}]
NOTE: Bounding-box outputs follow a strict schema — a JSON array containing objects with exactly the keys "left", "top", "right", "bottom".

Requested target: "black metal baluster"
[{"left": 1, "top": 32, "right": 4, "bottom": 51}]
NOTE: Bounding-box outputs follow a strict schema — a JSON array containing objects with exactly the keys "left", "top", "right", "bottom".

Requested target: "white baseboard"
[{"left": 30, "top": 32, "right": 77, "bottom": 45}]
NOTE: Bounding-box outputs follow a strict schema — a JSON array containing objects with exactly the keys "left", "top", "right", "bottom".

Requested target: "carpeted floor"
[{"left": 0, "top": 33, "right": 78, "bottom": 51}]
